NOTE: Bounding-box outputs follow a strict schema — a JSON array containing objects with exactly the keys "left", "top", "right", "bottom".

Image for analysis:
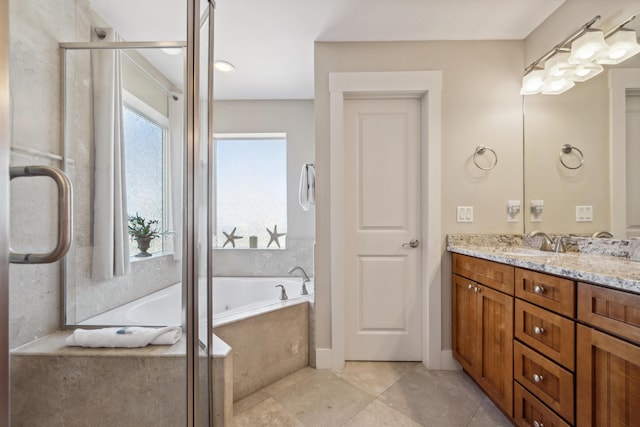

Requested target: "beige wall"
[{"left": 314, "top": 40, "right": 524, "bottom": 353}]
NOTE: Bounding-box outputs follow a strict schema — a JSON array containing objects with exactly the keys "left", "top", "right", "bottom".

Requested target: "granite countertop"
[{"left": 447, "top": 234, "right": 640, "bottom": 295}]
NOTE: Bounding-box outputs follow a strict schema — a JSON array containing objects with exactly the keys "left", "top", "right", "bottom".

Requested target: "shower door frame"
[{"left": 0, "top": 0, "right": 10, "bottom": 424}]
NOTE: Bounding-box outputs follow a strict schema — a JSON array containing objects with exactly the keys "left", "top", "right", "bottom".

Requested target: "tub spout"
[
  {"left": 288, "top": 265, "right": 310, "bottom": 282},
  {"left": 276, "top": 284, "right": 288, "bottom": 300}
]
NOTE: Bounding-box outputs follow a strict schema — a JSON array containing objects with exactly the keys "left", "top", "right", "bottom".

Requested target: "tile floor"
[{"left": 232, "top": 362, "right": 513, "bottom": 426}]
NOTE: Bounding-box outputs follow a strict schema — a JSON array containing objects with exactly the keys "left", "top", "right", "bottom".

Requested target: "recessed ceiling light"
[
  {"left": 214, "top": 60, "right": 236, "bottom": 73},
  {"left": 161, "top": 48, "right": 183, "bottom": 56}
]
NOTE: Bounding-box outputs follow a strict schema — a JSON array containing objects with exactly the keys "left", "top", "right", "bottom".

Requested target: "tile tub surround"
[
  {"left": 214, "top": 302, "right": 309, "bottom": 401},
  {"left": 10, "top": 332, "right": 234, "bottom": 427},
  {"left": 447, "top": 234, "right": 640, "bottom": 294}
]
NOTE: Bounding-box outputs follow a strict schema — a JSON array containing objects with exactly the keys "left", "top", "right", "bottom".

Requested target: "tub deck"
[{"left": 11, "top": 300, "right": 310, "bottom": 426}]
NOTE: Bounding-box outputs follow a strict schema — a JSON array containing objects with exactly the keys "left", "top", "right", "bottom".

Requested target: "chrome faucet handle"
[
  {"left": 275, "top": 284, "right": 288, "bottom": 300},
  {"left": 528, "top": 231, "right": 554, "bottom": 252},
  {"left": 555, "top": 236, "right": 570, "bottom": 253}
]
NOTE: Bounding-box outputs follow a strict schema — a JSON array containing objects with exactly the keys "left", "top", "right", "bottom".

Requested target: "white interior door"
[{"left": 344, "top": 97, "right": 422, "bottom": 361}]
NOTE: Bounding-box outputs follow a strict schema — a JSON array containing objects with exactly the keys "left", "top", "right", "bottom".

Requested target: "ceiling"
[{"left": 90, "top": 0, "right": 566, "bottom": 100}]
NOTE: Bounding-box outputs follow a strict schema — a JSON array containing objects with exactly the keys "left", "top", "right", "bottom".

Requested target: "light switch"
[
  {"left": 457, "top": 206, "right": 473, "bottom": 223},
  {"left": 576, "top": 205, "right": 593, "bottom": 222}
]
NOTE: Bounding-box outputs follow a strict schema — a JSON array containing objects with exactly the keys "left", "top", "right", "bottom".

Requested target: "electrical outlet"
[
  {"left": 576, "top": 205, "right": 593, "bottom": 222},
  {"left": 457, "top": 206, "right": 473, "bottom": 223}
]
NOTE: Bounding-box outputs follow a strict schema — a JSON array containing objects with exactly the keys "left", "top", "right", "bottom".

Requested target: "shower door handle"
[{"left": 9, "top": 165, "right": 73, "bottom": 264}]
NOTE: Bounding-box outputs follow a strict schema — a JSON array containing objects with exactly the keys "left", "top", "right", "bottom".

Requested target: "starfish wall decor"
[
  {"left": 266, "top": 225, "right": 286, "bottom": 248},
  {"left": 222, "top": 227, "right": 243, "bottom": 248}
]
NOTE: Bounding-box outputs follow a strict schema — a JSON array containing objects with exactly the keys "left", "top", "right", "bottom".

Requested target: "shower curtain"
[{"left": 90, "top": 27, "right": 130, "bottom": 280}]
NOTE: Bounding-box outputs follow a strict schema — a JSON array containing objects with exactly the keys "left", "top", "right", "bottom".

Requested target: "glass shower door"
[{"left": 5, "top": 0, "right": 213, "bottom": 425}]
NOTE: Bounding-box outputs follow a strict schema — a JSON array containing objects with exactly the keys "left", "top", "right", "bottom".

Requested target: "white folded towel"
[
  {"left": 65, "top": 326, "right": 182, "bottom": 348},
  {"left": 298, "top": 163, "right": 315, "bottom": 211}
]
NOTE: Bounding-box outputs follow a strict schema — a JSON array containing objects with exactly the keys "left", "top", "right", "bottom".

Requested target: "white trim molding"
[
  {"left": 609, "top": 69, "right": 640, "bottom": 238},
  {"left": 328, "top": 71, "right": 443, "bottom": 370}
]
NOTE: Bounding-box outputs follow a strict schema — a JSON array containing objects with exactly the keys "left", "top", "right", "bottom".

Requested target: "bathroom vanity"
[{"left": 448, "top": 237, "right": 640, "bottom": 427}]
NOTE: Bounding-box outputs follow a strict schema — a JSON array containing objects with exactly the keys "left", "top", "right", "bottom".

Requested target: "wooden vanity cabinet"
[
  {"left": 452, "top": 254, "right": 514, "bottom": 416},
  {"left": 514, "top": 268, "right": 575, "bottom": 426},
  {"left": 576, "top": 283, "right": 640, "bottom": 426},
  {"left": 453, "top": 252, "right": 640, "bottom": 427}
]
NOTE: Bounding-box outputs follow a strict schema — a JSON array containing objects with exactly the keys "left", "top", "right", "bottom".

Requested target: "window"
[
  {"left": 123, "top": 102, "right": 168, "bottom": 256},
  {"left": 214, "top": 134, "right": 287, "bottom": 249}
]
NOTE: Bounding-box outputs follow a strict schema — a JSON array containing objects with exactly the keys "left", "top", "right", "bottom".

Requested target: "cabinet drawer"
[
  {"left": 514, "top": 382, "right": 571, "bottom": 427},
  {"left": 514, "top": 341, "right": 574, "bottom": 424},
  {"left": 515, "top": 299, "right": 575, "bottom": 370},
  {"left": 577, "top": 282, "right": 640, "bottom": 345},
  {"left": 452, "top": 253, "right": 514, "bottom": 294},
  {"left": 515, "top": 268, "right": 575, "bottom": 317}
]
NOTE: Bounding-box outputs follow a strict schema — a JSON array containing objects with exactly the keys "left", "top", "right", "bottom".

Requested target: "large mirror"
[{"left": 524, "top": 17, "right": 640, "bottom": 238}]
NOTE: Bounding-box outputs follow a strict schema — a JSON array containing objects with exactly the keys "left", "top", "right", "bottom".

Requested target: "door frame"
[
  {"left": 328, "top": 71, "right": 443, "bottom": 370},
  {"left": 609, "top": 68, "right": 640, "bottom": 238},
  {"left": 1, "top": 0, "right": 10, "bottom": 424}
]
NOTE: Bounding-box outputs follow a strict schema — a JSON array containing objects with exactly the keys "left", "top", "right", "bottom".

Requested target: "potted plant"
[{"left": 128, "top": 213, "right": 160, "bottom": 257}]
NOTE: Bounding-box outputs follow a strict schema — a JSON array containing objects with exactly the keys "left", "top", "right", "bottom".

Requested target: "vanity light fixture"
[
  {"left": 597, "top": 28, "right": 640, "bottom": 64},
  {"left": 521, "top": 11, "right": 640, "bottom": 95},
  {"left": 541, "top": 78, "right": 574, "bottom": 95},
  {"left": 519, "top": 69, "right": 545, "bottom": 95},
  {"left": 543, "top": 52, "right": 575, "bottom": 80},
  {"left": 568, "top": 29, "right": 609, "bottom": 64}
]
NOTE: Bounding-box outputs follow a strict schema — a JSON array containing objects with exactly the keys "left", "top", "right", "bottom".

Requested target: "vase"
[{"left": 135, "top": 236, "right": 153, "bottom": 257}]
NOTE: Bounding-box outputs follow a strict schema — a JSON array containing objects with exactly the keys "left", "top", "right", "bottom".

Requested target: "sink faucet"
[
  {"left": 592, "top": 230, "right": 613, "bottom": 238},
  {"left": 288, "top": 265, "right": 310, "bottom": 295},
  {"left": 527, "top": 231, "right": 555, "bottom": 252},
  {"left": 555, "top": 235, "right": 570, "bottom": 254}
]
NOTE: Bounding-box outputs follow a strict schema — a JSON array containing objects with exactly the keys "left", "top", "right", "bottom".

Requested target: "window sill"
[
  {"left": 130, "top": 251, "right": 174, "bottom": 263},
  {"left": 214, "top": 247, "right": 286, "bottom": 251}
]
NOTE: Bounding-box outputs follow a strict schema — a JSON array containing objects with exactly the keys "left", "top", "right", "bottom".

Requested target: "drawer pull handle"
[
  {"left": 474, "top": 286, "right": 481, "bottom": 293},
  {"left": 468, "top": 284, "right": 474, "bottom": 290},
  {"left": 533, "top": 326, "right": 545, "bottom": 335},
  {"left": 533, "top": 421, "right": 544, "bottom": 427},
  {"left": 533, "top": 373, "right": 544, "bottom": 383},
  {"left": 533, "top": 285, "right": 545, "bottom": 294}
]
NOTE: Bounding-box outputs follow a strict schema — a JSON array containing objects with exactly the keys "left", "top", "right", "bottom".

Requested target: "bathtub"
[
  {"left": 80, "top": 277, "right": 314, "bottom": 328},
  {"left": 80, "top": 276, "right": 313, "bottom": 403}
]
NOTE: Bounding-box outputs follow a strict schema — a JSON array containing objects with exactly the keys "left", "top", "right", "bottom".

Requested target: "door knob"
[{"left": 402, "top": 239, "right": 420, "bottom": 248}]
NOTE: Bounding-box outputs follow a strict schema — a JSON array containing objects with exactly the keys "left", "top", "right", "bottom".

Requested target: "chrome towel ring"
[
  {"left": 559, "top": 144, "right": 584, "bottom": 170},
  {"left": 473, "top": 145, "right": 498, "bottom": 170}
]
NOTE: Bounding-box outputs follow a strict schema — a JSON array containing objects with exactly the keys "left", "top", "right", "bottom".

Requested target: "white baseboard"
[
  {"left": 315, "top": 348, "right": 333, "bottom": 369},
  {"left": 440, "top": 350, "right": 461, "bottom": 370}
]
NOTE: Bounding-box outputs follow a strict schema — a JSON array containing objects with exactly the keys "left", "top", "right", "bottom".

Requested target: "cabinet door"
[
  {"left": 577, "top": 324, "right": 640, "bottom": 426},
  {"left": 452, "top": 274, "right": 478, "bottom": 375},
  {"left": 477, "top": 283, "right": 514, "bottom": 417}
]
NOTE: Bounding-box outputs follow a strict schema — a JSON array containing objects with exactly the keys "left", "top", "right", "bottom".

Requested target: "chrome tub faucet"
[{"left": 288, "top": 265, "right": 310, "bottom": 295}]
